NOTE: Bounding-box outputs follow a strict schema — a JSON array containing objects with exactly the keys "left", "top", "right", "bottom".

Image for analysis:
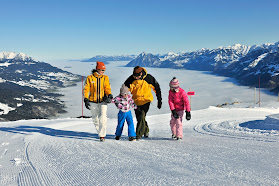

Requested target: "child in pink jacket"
[{"left": 168, "top": 77, "right": 191, "bottom": 140}]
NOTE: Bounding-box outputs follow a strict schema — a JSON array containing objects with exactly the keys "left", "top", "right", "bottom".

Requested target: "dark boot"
[
  {"left": 144, "top": 132, "right": 149, "bottom": 138},
  {"left": 100, "top": 137, "right": 105, "bottom": 142}
]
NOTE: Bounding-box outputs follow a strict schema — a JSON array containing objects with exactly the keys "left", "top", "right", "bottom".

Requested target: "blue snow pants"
[{"left": 115, "top": 110, "right": 136, "bottom": 137}]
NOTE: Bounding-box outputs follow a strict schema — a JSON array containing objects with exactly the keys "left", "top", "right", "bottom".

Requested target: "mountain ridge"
[
  {"left": 81, "top": 54, "right": 137, "bottom": 62},
  {"left": 126, "top": 41, "right": 279, "bottom": 90}
]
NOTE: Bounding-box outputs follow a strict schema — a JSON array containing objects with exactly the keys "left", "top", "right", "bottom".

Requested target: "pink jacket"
[{"left": 168, "top": 87, "right": 191, "bottom": 112}]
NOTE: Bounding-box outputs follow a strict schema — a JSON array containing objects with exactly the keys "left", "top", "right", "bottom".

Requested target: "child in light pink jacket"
[{"left": 168, "top": 77, "right": 191, "bottom": 140}]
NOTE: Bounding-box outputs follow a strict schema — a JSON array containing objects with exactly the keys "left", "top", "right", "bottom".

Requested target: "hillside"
[{"left": 0, "top": 52, "right": 81, "bottom": 121}]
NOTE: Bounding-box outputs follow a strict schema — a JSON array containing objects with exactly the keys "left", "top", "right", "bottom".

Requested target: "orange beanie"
[{"left": 96, "top": 61, "right": 106, "bottom": 70}]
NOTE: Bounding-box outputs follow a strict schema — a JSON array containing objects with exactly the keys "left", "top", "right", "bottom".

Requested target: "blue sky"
[{"left": 1, "top": 0, "right": 279, "bottom": 60}]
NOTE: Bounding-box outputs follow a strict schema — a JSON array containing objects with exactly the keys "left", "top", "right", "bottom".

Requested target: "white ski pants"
[{"left": 89, "top": 102, "right": 108, "bottom": 137}]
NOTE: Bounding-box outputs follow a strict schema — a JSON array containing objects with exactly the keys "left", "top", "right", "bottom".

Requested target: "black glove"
[
  {"left": 84, "top": 98, "right": 90, "bottom": 110},
  {"left": 186, "top": 111, "right": 191, "bottom": 120},
  {"left": 157, "top": 99, "right": 162, "bottom": 109},
  {"left": 171, "top": 109, "right": 179, "bottom": 119},
  {"left": 106, "top": 94, "right": 113, "bottom": 103}
]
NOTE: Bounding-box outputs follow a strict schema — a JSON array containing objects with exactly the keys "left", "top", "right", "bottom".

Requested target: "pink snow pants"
[{"left": 170, "top": 110, "right": 184, "bottom": 138}]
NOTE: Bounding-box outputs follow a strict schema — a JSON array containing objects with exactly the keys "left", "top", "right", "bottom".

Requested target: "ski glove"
[
  {"left": 186, "top": 111, "right": 191, "bottom": 120},
  {"left": 84, "top": 98, "right": 90, "bottom": 110},
  {"left": 157, "top": 99, "right": 162, "bottom": 109},
  {"left": 106, "top": 94, "right": 113, "bottom": 103},
  {"left": 171, "top": 109, "right": 179, "bottom": 119}
]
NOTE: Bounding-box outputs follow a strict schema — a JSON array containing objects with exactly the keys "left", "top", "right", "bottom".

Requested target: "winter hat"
[
  {"left": 96, "top": 61, "right": 106, "bottom": 70},
  {"left": 133, "top": 66, "right": 143, "bottom": 76},
  {"left": 169, "top": 77, "right": 179, "bottom": 91},
  {"left": 120, "top": 84, "right": 129, "bottom": 95}
]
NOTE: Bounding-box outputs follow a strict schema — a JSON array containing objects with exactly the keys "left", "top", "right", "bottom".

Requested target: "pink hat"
[{"left": 169, "top": 77, "right": 179, "bottom": 91}]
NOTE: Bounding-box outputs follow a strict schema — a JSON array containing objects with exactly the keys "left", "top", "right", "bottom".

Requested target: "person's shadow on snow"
[{"left": 0, "top": 126, "right": 115, "bottom": 140}]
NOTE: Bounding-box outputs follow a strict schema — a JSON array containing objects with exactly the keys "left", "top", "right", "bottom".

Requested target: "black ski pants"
[{"left": 134, "top": 102, "right": 150, "bottom": 138}]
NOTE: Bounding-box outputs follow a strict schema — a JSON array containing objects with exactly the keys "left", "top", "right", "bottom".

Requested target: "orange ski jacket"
[
  {"left": 84, "top": 70, "right": 112, "bottom": 103},
  {"left": 124, "top": 68, "right": 162, "bottom": 106}
]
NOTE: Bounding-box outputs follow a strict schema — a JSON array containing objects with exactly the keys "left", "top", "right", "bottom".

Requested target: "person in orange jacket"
[
  {"left": 124, "top": 66, "right": 162, "bottom": 140},
  {"left": 84, "top": 61, "right": 113, "bottom": 142}
]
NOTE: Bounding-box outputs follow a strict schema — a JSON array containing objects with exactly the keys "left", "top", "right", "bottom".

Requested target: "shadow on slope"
[
  {"left": 0, "top": 125, "right": 115, "bottom": 140},
  {"left": 239, "top": 120, "right": 279, "bottom": 131}
]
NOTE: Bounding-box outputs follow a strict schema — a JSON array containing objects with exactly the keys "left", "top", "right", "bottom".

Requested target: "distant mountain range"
[
  {"left": 126, "top": 42, "right": 279, "bottom": 91},
  {"left": 82, "top": 55, "right": 137, "bottom": 62},
  {"left": 0, "top": 52, "right": 81, "bottom": 121}
]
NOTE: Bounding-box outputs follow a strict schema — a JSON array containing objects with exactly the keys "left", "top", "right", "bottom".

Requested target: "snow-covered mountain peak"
[
  {"left": 0, "top": 52, "right": 17, "bottom": 60},
  {"left": 196, "top": 48, "right": 209, "bottom": 53},
  {"left": 138, "top": 52, "right": 156, "bottom": 59},
  {"left": 215, "top": 44, "right": 251, "bottom": 55},
  {"left": 219, "top": 43, "right": 246, "bottom": 50},
  {"left": 139, "top": 52, "right": 147, "bottom": 56},
  {"left": 162, "top": 52, "right": 179, "bottom": 60},
  {"left": 15, "top": 53, "right": 33, "bottom": 61},
  {"left": 230, "top": 43, "right": 246, "bottom": 49},
  {"left": 249, "top": 42, "right": 278, "bottom": 52},
  {"left": 0, "top": 52, "right": 32, "bottom": 61},
  {"left": 233, "top": 43, "right": 242, "bottom": 47},
  {"left": 262, "top": 43, "right": 274, "bottom": 47},
  {"left": 166, "top": 52, "right": 178, "bottom": 56}
]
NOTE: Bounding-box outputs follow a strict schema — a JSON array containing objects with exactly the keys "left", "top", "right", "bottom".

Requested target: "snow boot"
[
  {"left": 172, "top": 134, "right": 177, "bottom": 139},
  {"left": 176, "top": 137, "right": 182, "bottom": 140},
  {"left": 129, "top": 137, "right": 136, "bottom": 141},
  {"left": 144, "top": 133, "right": 149, "bottom": 138},
  {"left": 115, "top": 136, "right": 120, "bottom": 140},
  {"left": 100, "top": 137, "right": 105, "bottom": 142}
]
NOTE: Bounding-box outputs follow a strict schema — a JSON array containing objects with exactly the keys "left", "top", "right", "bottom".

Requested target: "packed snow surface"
[{"left": 0, "top": 106, "right": 279, "bottom": 185}]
